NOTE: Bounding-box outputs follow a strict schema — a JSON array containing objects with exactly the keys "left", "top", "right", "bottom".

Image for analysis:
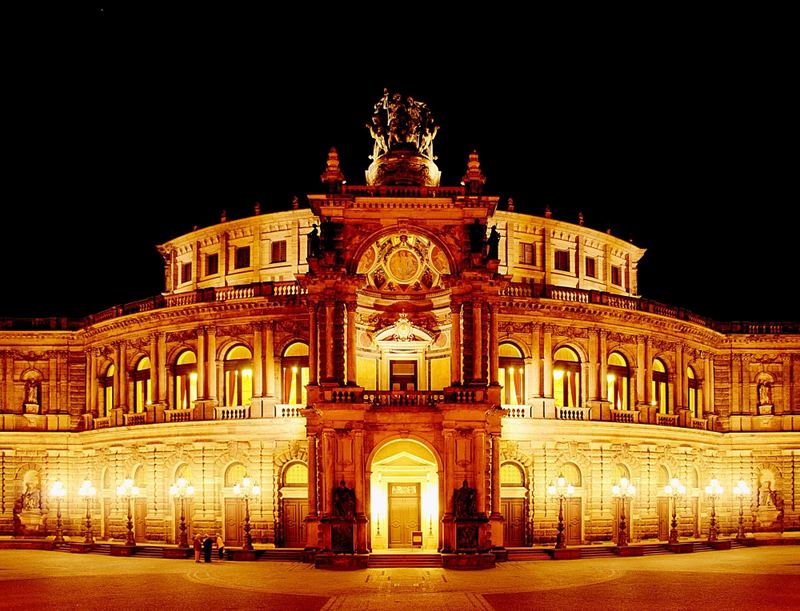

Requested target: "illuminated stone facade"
[{"left": 1, "top": 95, "right": 799, "bottom": 559}]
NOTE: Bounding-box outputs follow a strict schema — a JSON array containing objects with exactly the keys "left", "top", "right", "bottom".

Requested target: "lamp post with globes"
[
  {"left": 663, "top": 477, "right": 686, "bottom": 544},
  {"left": 704, "top": 479, "right": 723, "bottom": 542},
  {"left": 116, "top": 479, "right": 140, "bottom": 546},
  {"left": 234, "top": 477, "right": 261, "bottom": 551},
  {"left": 49, "top": 480, "right": 66, "bottom": 544},
  {"left": 169, "top": 477, "right": 194, "bottom": 549},
  {"left": 547, "top": 474, "right": 574, "bottom": 549},
  {"left": 78, "top": 479, "right": 96, "bottom": 545},
  {"left": 733, "top": 480, "right": 751, "bottom": 541},
  {"left": 612, "top": 477, "right": 636, "bottom": 547}
]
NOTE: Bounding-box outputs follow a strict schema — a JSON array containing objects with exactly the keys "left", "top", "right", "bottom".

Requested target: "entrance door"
[
  {"left": 565, "top": 497, "right": 582, "bottom": 545},
  {"left": 501, "top": 498, "right": 525, "bottom": 547},
  {"left": 134, "top": 498, "right": 147, "bottom": 541},
  {"left": 283, "top": 498, "right": 308, "bottom": 548},
  {"left": 102, "top": 498, "right": 112, "bottom": 540},
  {"left": 224, "top": 497, "right": 244, "bottom": 546},
  {"left": 657, "top": 497, "right": 669, "bottom": 541},
  {"left": 388, "top": 483, "right": 420, "bottom": 548},
  {"left": 390, "top": 361, "right": 417, "bottom": 391}
]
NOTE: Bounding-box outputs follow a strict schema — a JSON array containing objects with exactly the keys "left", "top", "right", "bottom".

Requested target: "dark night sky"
[{"left": 3, "top": 8, "right": 795, "bottom": 322}]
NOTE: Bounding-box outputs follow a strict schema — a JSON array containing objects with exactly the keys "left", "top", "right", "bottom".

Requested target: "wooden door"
[
  {"left": 283, "top": 498, "right": 308, "bottom": 548},
  {"left": 612, "top": 497, "right": 631, "bottom": 544},
  {"left": 657, "top": 497, "right": 669, "bottom": 541},
  {"left": 134, "top": 498, "right": 147, "bottom": 541},
  {"left": 390, "top": 361, "right": 417, "bottom": 391},
  {"left": 388, "top": 483, "right": 420, "bottom": 548},
  {"left": 691, "top": 497, "right": 699, "bottom": 537},
  {"left": 102, "top": 498, "right": 112, "bottom": 540},
  {"left": 565, "top": 497, "right": 582, "bottom": 545},
  {"left": 224, "top": 498, "right": 243, "bottom": 546},
  {"left": 501, "top": 498, "right": 525, "bottom": 547}
]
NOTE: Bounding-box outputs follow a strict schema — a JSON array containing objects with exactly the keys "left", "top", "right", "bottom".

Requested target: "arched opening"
[
  {"left": 101, "top": 364, "right": 115, "bottom": 417},
  {"left": 282, "top": 342, "right": 309, "bottom": 405},
  {"left": 652, "top": 358, "right": 668, "bottom": 413},
  {"left": 607, "top": 351, "right": 629, "bottom": 410},
  {"left": 499, "top": 343, "right": 525, "bottom": 405},
  {"left": 553, "top": 347, "right": 581, "bottom": 407},
  {"left": 280, "top": 462, "right": 309, "bottom": 548},
  {"left": 223, "top": 462, "right": 250, "bottom": 547},
  {"left": 173, "top": 350, "right": 197, "bottom": 410},
  {"left": 612, "top": 463, "right": 633, "bottom": 544},
  {"left": 132, "top": 357, "right": 151, "bottom": 413},
  {"left": 369, "top": 438, "right": 440, "bottom": 551},
  {"left": 687, "top": 366, "right": 699, "bottom": 418},
  {"left": 551, "top": 462, "right": 582, "bottom": 545},
  {"left": 500, "top": 462, "right": 526, "bottom": 547},
  {"left": 171, "top": 463, "right": 194, "bottom": 545},
  {"left": 224, "top": 345, "right": 253, "bottom": 407},
  {"left": 131, "top": 465, "right": 148, "bottom": 541}
]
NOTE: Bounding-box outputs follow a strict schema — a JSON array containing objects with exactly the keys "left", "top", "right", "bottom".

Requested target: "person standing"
[
  {"left": 216, "top": 533, "right": 225, "bottom": 561},
  {"left": 203, "top": 533, "right": 213, "bottom": 563},
  {"left": 193, "top": 533, "right": 203, "bottom": 563}
]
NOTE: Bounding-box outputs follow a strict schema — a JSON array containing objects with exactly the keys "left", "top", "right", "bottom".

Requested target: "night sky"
[{"left": 3, "top": 9, "right": 795, "bottom": 322}]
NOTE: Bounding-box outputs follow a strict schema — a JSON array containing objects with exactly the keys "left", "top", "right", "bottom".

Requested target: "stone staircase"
[
  {"left": 640, "top": 543, "right": 673, "bottom": 555},
  {"left": 368, "top": 553, "right": 443, "bottom": 568},
  {"left": 257, "top": 548, "right": 304, "bottom": 562},
  {"left": 577, "top": 546, "right": 617, "bottom": 559},
  {"left": 505, "top": 547, "right": 553, "bottom": 561}
]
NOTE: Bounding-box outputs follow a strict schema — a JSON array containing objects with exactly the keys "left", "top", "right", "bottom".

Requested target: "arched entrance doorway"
[{"left": 369, "top": 438, "right": 440, "bottom": 551}]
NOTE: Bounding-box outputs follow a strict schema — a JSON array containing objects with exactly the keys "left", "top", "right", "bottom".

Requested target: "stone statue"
[
  {"left": 468, "top": 219, "right": 485, "bottom": 254},
  {"left": 759, "top": 480, "right": 774, "bottom": 507},
  {"left": 453, "top": 480, "right": 477, "bottom": 517},
  {"left": 24, "top": 379, "right": 40, "bottom": 405},
  {"left": 307, "top": 224, "right": 321, "bottom": 259},
  {"left": 22, "top": 483, "right": 40, "bottom": 511},
  {"left": 757, "top": 380, "right": 772, "bottom": 406},
  {"left": 332, "top": 480, "right": 355, "bottom": 519},
  {"left": 486, "top": 225, "right": 501, "bottom": 260},
  {"left": 367, "top": 90, "right": 438, "bottom": 160}
]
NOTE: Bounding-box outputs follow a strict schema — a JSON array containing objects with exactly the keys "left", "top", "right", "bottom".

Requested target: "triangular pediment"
[{"left": 373, "top": 450, "right": 435, "bottom": 469}]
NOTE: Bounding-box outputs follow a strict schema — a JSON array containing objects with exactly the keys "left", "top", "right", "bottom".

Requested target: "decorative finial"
[
  {"left": 320, "top": 147, "right": 345, "bottom": 193},
  {"left": 462, "top": 150, "right": 486, "bottom": 195},
  {"left": 507, "top": 197, "right": 515, "bottom": 212},
  {"left": 544, "top": 205, "right": 552, "bottom": 219},
  {"left": 578, "top": 211, "right": 584, "bottom": 226},
  {"left": 607, "top": 227, "right": 612, "bottom": 235},
  {"left": 291, "top": 195, "right": 299, "bottom": 210},
  {"left": 254, "top": 202, "right": 261, "bottom": 216},
  {"left": 220, "top": 209, "right": 227, "bottom": 223}
]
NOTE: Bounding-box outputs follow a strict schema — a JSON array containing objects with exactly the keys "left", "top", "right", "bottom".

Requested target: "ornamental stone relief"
[{"left": 357, "top": 232, "right": 449, "bottom": 294}]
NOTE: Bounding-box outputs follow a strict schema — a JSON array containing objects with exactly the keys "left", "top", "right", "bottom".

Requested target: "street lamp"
[
  {"left": 663, "top": 477, "right": 686, "bottom": 544},
  {"left": 169, "top": 477, "right": 195, "bottom": 549},
  {"left": 49, "top": 480, "right": 66, "bottom": 544},
  {"left": 611, "top": 477, "right": 636, "bottom": 547},
  {"left": 234, "top": 477, "right": 261, "bottom": 551},
  {"left": 733, "top": 480, "right": 751, "bottom": 541},
  {"left": 704, "top": 479, "right": 723, "bottom": 542},
  {"left": 116, "top": 478, "right": 140, "bottom": 546},
  {"left": 547, "top": 474, "right": 574, "bottom": 549},
  {"left": 78, "top": 479, "right": 96, "bottom": 545}
]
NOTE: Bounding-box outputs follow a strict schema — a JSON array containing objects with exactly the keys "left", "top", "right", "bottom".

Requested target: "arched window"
[
  {"left": 553, "top": 347, "right": 581, "bottom": 407},
  {"left": 225, "top": 463, "right": 247, "bottom": 487},
  {"left": 173, "top": 350, "right": 197, "bottom": 410},
  {"left": 607, "top": 351, "right": 629, "bottom": 410},
  {"left": 499, "top": 343, "right": 525, "bottom": 405},
  {"left": 132, "top": 357, "right": 151, "bottom": 413},
  {"left": 101, "top": 364, "right": 115, "bottom": 417},
  {"left": 283, "top": 462, "right": 308, "bottom": 487},
  {"left": 224, "top": 345, "right": 253, "bottom": 407},
  {"left": 613, "top": 464, "right": 631, "bottom": 482},
  {"left": 657, "top": 465, "right": 670, "bottom": 489},
  {"left": 652, "top": 358, "right": 669, "bottom": 414},
  {"left": 687, "top": 366, "right": 699, "bottom": 418},
  {"left": 175, "top": 463, "right": 193, "bottom": 484},
  {"left": 560, "top": 462, "right": 582, "bottom": 487},
  {"left": 282, "top": 342, "right": 309, "bottom": 405},
  {"left": 500, "top": 462, "right": 525, "bottom": 487}
]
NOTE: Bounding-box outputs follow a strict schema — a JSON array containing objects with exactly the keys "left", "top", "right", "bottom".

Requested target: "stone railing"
[
  {"left": 165, "top": 409, "right": 193, "bottom": 423},
  {"left": 656, "top": 413, "right": 679, "bottom": 427},
  {"left": 610, "top": 409, "right": 639, "bottom": 424},
  {"left": 123, "top": 413, "right": 146, "bottom": 426},
  {"left": 557, "top": 406, "right": 592, "bottom": 420},
  {"left": 690, "top": 417, "right": 708, "bottom": 430},
  {"left": 215, "top": 285, "right": 256, "bottom": 301},
  {"left": 342, "top": 184, "right": 465, "bottom": 198},
  {"left": 276, "top": 404, "right": 304, "bottom": 418},
  {"left": 503, "top": 405, "right": 530, "bottom": 418},
  {"left": 215, "top": 405, "right": 249, "bottom": 420},
  {"left": 364, "top": 391, "right": 445, "bottom": 407},
  {"left": 93, "top": 417, "right": 110, "bottom": 429}
]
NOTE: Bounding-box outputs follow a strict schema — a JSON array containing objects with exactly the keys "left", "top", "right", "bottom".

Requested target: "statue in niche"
[
  {"left": 759, "top": 480, "right": 774, "bottom": 507},
  {"left": 307, "top": 224, "right": 321, "bottom": 259},
  {"left": 486, "top": 225, "right": 501, "bottom": 260},
  {"left": 468, "top": 219, "right": 485, "bottom": 254},
  {"left": 453, "top": 480, "right": 477, "bottom": 517},
  {"left": 24, "top": 378, "right": 40, "bottom": 405},
  {"left": 757, "top": 379, "right": 772, "bottom": 406},
  {"left": 332, "top": 480, "right": 355, "bottom": 519},
  {"left": 22, "top": 482, "right": 41, "bottom": 511}
]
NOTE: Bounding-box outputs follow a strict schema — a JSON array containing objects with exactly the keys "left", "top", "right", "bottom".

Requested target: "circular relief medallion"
[
  {"left": 387, "top": 249, "right": 420, "bottom": 282},
  {"left": 431, "top": 245, "right": 450, "bottom": 274},
  {"left": 357, "top": 246, "right": 377, "bottom": 274}
]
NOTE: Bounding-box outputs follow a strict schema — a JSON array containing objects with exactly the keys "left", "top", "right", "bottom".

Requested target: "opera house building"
[{"left": 1, "top": 93, "right": 798, "bottom": 568}]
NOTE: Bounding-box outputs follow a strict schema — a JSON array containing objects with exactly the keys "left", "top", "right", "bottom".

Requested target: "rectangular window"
[
  {"left": 234, "top": 246, "right": 250, "bottom": 269},
  {"left": 181, "top": 262, "right": 192, "bottom": 284},
  {"left": 206, "top": 253, "right": 219, "bottom": 276},
  {"left": 271, "top": 240, "right": 287, "bottom": 263},
  {"left": 554, "top": 249, "right": 570, "bottom": 272},
  {"left": 611, "top": 265, "right": 622, "bottom": 286},
  {"left": 585, "top": 257, "right": 596, "bottom": 278},
  {"left": 519, "top": 242, "right": 535, "bottom": 265}
]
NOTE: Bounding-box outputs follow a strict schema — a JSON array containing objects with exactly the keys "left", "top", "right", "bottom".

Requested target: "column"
[
  {"left": 89, "top": 351, "right": 98, "bottom": 415},
  {"left": 150, "top": 334, "right": 159, "bottom": 405},
  {"left": 636, "top": 336, "right": 645, "bottom": 405},
  {"left": 252, "top": 324, "right": 263, "bottom": 398},
  {"left": 704, "top": 356, "right": 712, "bottom": 417},
  {"left": 444, "top": 429, "right": 455, "bottom": 514},
  {"left": 113, "top": 343, "right": 121, "bottom": 408},
  {"left": 599, "top": 330, "right": 608, "bottom": 400},
  {"left": 264, "top": 321, "right": 275, "bottom": 397},
  {"left": 48, "top": 353, "right": 57, "bottom": 412},
  {"left": 346, "top": 300, "right": 357, "bottom": 385},
  {"left": 450, "top": 304, "right": 461, "bottom": 385},
  {"left": 587, "top": 331, "right": 598, "bottom": 401},
  {"left": 308, "top": 305, "right": 318, "bottom": 385},
  {"left": 207, "top": 327, "right": 217, "bottom": 401},
  {"left": 542, "top": 325, "right": 553, "bottom": 397},
  {"left": 324, "top": 301, "right": 334, "bottom": 381},
  {"left": 472, "top": 302, "right": 483, "bottom": 382},
  {"left": 307, "top": 434, "right": 318, "bottom": 516},
  {"left": 353, "top": 429, "right": 365, "bottom": 514},
  {"left": 158, "top": 333, "right": 167, "bottom": 403},
  {"left": 489, "top": 303, "right": 499, "bottom": 385},
  {"left": 708, "top": 355, "right": 716, "bottom": 413},
  {"left": 643, "top": 338, "right": 652, "bottom": 405},
  {"left": 474, "top": 431, "right": 487, "bottom": 513},
  {"left": 197, "top": 329, "right": 206, "bottom": 399},
  {"left": 531, "top": 323, "right": 541, "bottom": 397},
  {"left": 675, "top": 344, "right": 684, "bottom": 409},
  {"left": 322, "top": 429, "right": 335, "bottom": 516},
  {"left": 490, "top": 433, "right": 501, "bottom": 516}
]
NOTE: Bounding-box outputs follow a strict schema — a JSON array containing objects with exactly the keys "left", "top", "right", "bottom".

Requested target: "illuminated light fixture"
[
  {"left": 234, "top": 476, "right": 261, "bottom": 550},
  {"left": 553, "top": 369, "right": 564, "bottom": 380},
  {"left": 607, "top": 373, "right": 616, "bottom": 383},
  {"left": 547, "top": 474, "right": 574, "bottom": 549},
  {"left": 650, "top": 400, "right": 657, "bottom": 407},
  {"left": 116, "top": 478, "right": 141, "bottom": 546},
  {"left": 170, "top": 477, "right": 195, "bottom": 549},
  {"left": 704, "top": 479, "right": 723, "bottom": 542},
  {"left": 78, "top": 479, "right": 97, "bottom": 545},
  {"left": 189, "top": 372, "right": 198, "bottom": 381},
  {"left": 733, "top": 480, "right": 751, "bottom": 541},
  {"left": 291, "top": 366, "right": 298, "bottom": 374},
  {"left": 242, "top": 368, "right": 253, "bottom": 377},
  {"left": 49, "top": 480, "right": 66, "bottom": 544},
  {"left": 663, "top": 477, "right": 686, "bottom": 544},
  {"left": 611, "top": 477, "right": 636, "bottom": 547},
  {"left": 508, "top": 367, "right": 515, "bottom": 374}
]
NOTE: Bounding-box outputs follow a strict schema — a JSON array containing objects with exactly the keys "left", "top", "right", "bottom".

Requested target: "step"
[
  {"left": 640, "top": 544, "right": 672, "bottom": 555},
  {"left": 578, "top": 546, "right": 617, "bottom": 558},
  {"left": 505, "top": 549, "right": 551, "bottom": 561},
  {"left": 368, "top": 554, "right": 443, "bottom": 568},
  {"left": 257, "top": 549, "right": 304, "bottom": 562}
]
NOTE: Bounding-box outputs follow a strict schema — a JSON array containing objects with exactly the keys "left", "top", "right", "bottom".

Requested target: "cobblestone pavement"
[{"left": 1, "top": 547, "right": 799, "bottom": 610}]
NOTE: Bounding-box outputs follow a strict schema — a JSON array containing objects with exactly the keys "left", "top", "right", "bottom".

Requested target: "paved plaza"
[{"left": 1, "top": 547, "right": 799, "bottom": 610}]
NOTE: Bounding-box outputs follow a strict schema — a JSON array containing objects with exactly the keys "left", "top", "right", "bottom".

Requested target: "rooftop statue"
[{"left": 367, "top": 89, "right": 439, "bottom": 161}]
